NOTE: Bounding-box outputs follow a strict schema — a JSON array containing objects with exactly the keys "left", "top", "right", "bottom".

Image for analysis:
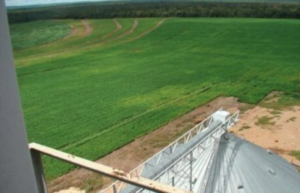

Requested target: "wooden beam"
[{"left": 29, "top": 143, "right": 192, "bottom": 193}]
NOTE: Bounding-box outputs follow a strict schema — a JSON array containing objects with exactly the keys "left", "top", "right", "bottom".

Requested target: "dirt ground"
[
  {"left": 49, "top": 95, "right": 300, "bottom": 193},
  {"left": 55, "top": 187, "right": 85, "bottom": 193},
  {"left": 230, "top": 105, "right": 300, "bottom": 162}
]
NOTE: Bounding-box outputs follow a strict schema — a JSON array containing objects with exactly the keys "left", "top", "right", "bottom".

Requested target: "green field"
[
  {"left": 12, "top": 18, "right": 300, "bottom": 180},
  {"left": 10, "top": 20, "right": 70, "bottom": 50}
]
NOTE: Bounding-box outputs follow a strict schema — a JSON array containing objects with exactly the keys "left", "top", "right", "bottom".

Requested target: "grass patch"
[
  {"left": 239, "top": 104, "right": 255, "bottom": 113},
  {"left": 279, "top": 93, "right": 300, "bottom": 106},
  {"left": 83, "top": 174, "right": 104, "bottom": 193},
  {"left": 10, "top": 20, "right": 70, "bottom": 50},
  {"left": 290, "top": 151, "right": 300, "bottom": 161},
  {"left": 260, "top": 92, "right": 300, "bottom": 110},
  {"left": 255, "top": 116, "right": 275, "bottom": 127},
  {"left": 239, "top": 125, "right": 251, "bottom": 131},
  {"left": 270, "top": 110, "right": 282, "bottom": 115},
  {"left": 287, "top": 117, "right": 296, "bottom": 122}
]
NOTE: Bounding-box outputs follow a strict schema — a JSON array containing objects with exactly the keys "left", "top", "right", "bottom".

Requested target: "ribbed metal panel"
[
  {"left": 208, "top": 134, "right": 300, "bottom": 193},
  {"left": 101, "top": 111, "right": 300, "bottom": 193}
]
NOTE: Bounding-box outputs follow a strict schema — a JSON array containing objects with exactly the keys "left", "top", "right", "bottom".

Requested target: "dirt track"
[
  {"left": 114, "top": 19, "right": 139, "bottom": 40},
  {"left": 82, "top": 20, "right": 93, "bottom": 37},
  {"left": 102, "top": 19, "right": 123, "bottom": 39},
  {"left": 118, "top": 18, "right": 166, "bottom": 45},
  {"left": 17, "top": 18, "right": 165, "bottom": 64},
  {"left": 63, "top": 25, "right": 77, "bottom": 40}
]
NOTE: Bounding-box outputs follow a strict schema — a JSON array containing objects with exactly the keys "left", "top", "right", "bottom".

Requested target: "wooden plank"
[{"left": 29, "top": 143, "right": 191, "bottom": 193}]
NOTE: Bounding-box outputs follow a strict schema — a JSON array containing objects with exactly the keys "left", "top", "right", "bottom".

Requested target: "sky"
[{"left": 5, "top": 0, "right": 107, "bottom": 7}]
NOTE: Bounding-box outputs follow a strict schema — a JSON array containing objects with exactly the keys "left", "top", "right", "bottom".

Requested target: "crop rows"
[
  {"left": 10, "top": 20, "right": 70, "bottom": 50},
  {"left": 12, "top": 18, "right": 300, "bottom": 180}
]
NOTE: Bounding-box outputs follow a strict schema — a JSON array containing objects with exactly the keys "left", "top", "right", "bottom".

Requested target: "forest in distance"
[{"left": 8, "top": 1, "right": 300, "bottom": 24}]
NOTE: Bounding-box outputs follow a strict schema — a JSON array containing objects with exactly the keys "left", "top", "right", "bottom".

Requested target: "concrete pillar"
[{"left": 0, "top": 0, "right": 39, "bottom": 192}]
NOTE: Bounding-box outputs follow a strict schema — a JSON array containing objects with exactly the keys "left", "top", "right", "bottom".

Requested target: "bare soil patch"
[
  {"left": 54, "top": 187, "right": 85, "bottom": 193},
  {"left": 114, "top": 19, "right": 122, "bottom": 30},
  {"left": 230, "top": 105, "right": 300, "bottom": 163},
  {"left": 82, "top": 20, "right": 93, "bottom": 37},
  {"left": 63, "top": 25, "right": 78, "bottom": 40}
]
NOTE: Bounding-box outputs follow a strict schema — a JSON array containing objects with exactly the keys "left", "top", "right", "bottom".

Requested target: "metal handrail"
[
  {"left": 101, "top": 109, "right": 240, "bottom": 193},
  {"left": 29, "top": 143, "right": 192, "bottom": 193}
]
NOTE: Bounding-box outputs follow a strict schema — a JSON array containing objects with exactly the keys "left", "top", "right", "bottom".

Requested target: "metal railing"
[
  {"left": 29, "top": 143, "right": 191, "bottom": 193},
  {"left": 101, "top": 110, "right": 240, "bottom": 193}
]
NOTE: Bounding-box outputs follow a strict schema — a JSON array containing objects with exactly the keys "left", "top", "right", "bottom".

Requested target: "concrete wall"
[{"left": 0, "top": 0, "right": 38, "bottom": 192}]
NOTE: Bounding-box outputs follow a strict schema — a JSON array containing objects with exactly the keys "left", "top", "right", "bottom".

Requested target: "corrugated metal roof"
[
  {"left": 125, "top": 133, "right": 300, "bottom": 193},
  {"left": 203, "top": 134, "right": 300, "bottom": 193},
  {"left": 103, "top": 110, "right": 300, "bottom": 193}
]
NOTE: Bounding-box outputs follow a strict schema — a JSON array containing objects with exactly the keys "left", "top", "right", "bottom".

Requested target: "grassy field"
[
  {"left": 12, "top": 18, "right": 300, "bottom": 180},
  {"left": 10, "top": 20, "right": 70, "bottom": 50}
]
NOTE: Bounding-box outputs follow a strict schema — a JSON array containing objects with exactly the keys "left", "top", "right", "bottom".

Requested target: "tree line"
[{"left": 8, "top": 1, "right": 300, "bottom": 24}]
